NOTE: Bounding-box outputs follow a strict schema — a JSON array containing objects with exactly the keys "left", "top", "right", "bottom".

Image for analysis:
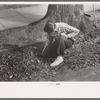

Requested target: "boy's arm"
[
  {"left": 62, "top": 24, "right": 80, "bottom": 38},
  {"left": 61, "top": 30, "right": 79, "bottom": 38}
]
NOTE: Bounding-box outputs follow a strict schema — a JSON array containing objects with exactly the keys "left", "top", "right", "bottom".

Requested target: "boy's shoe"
[{"left": 50, "top": 56, "right": 63, "bottom": 68}]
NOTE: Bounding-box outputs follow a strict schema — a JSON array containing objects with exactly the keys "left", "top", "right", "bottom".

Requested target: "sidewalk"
[{"left": 0, "top": 4, "right": 48, "bottom": 31}]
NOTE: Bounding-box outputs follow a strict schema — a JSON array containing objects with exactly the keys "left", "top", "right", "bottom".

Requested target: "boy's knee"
[
  {"left": 60, "top": 36, "right": 67, "bottom": 40},
  {"left": 55, "top": 36, "right": 66, "bottom": 42}
]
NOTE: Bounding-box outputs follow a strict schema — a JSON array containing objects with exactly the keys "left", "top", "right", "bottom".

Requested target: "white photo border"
[{"left": 0, "top": 1, "right": 100, "bottom": 98}]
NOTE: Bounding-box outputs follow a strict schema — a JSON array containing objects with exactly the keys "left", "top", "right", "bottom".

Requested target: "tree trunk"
[{"left": 44, "top": 4, "right": 94, "bottom": 33}]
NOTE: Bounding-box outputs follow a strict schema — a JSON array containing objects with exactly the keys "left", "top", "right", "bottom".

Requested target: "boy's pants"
[{"left": 41, "top": 36, "right": 74, "bottom": 58}]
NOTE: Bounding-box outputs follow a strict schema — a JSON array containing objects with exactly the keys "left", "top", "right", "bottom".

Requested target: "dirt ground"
[{"left": 0, "top": 11, "right": 100, "bottom": 81}]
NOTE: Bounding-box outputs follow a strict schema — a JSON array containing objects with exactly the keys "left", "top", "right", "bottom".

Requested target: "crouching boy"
[{"left": 42, "top": 22, "right": 80, "bottom": 68}]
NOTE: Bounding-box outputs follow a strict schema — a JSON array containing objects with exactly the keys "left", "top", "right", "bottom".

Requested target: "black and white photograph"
[{"left": 0, "top": 3, "right": 100, "bottom": 82}]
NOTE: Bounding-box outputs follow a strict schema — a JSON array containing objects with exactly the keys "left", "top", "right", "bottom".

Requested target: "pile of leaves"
[
  {"left": 0, "top": 15, "right": 100, "bottom": 81},
  {"left": 0, "top": 42, "right": 59, "bottom": 81},
  {"left": 0, "top": 32, "right": 100, "bottom": 81}
]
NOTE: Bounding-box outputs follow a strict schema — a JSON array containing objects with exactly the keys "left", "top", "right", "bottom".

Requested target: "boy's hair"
[{"left": 44, "top": 22, "right": 56, "bottom": 33}]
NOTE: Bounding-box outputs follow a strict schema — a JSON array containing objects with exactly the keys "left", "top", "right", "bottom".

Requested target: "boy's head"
[{"left": 44, "top": 22, "right": 56, "bottom": 34}]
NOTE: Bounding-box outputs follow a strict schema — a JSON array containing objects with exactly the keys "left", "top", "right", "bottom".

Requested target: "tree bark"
[{"left": 44, "top": 4, "right": 93, "bottom": 33}]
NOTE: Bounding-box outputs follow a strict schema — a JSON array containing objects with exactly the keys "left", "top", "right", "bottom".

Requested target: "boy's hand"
[
  {"left": 61, "top": 33, "right": 68, "bottom": 38},
  {"left": 61, "top": 33, "right": 66, "bottom": 36}
]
